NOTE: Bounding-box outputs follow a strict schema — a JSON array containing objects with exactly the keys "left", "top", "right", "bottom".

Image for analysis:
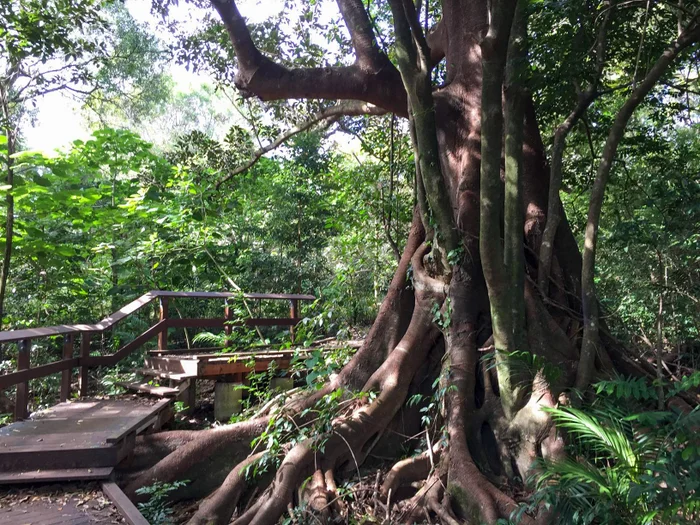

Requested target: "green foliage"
[
  {"left": 99, "top": 370, "right": 135, "bottom": 396},
  {"left": 514, "top": 375, "right": 700, "bottom": 525},
  {"left": 0, "top": 0, "right": 107, "bottom": 98},
  {"left": 136, "top": 480, "right": 189, "bottom": 525},
  {"left": 83, "top": 2, "right": 172, "bottom": 126},
  {"left": 595, "top": 372, "right": 700, "bottom": 402},
  {"left": 173, "top": 401, "right": 188, "bottom": 414},
  {"left": 431, "top": 298, "right": 452, "bottom": 330},
  {"left": 481, "top": 349, "right": 561, "bottom": 390},
  {"left": 290, "top": 345, "right": 354, "bottom": 388}
]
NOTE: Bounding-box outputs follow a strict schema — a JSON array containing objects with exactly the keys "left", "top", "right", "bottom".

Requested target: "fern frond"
[
  {"left": 594, "top": 375, "right": 658, "bottom": 402},
  {"left": 192, "top": 331, "right": 227, "bottom": 345},
  {"left": 544, "top": 407, "right": 638, "bottom": 470}
]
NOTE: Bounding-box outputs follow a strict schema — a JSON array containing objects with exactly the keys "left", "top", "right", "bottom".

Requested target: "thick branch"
[
  {"left": 577, "top": 17, "right": 700, "bottom": 390},
  {"left": 210, "top": 0, "right": 407, "bottom": 115},
  {"left": 216, "top": 101, "right": 386, "bottom": 188},
  {"left": 479, "top": 0, "right": 519, "bottom": 417},
  {"left": 504, "top": 0, "right": 528, "bottom": 354},
  {"left": 335, "top": 0, "right": 388, "bottom": 68},
  {"left": 389, "top": 0, "right": 458, "bottom": 254},
  {"left": 426, "top": 19, "right": 446, "bottom": 66}
]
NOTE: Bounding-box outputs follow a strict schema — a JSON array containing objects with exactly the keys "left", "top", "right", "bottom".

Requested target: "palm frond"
[{"left": 544, "top": 407, "right": 638, "bottom": 470}]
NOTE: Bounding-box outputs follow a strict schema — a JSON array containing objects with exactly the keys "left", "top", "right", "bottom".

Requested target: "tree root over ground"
[{"left": 121, "top": 237, "right": 635, "bottom": 524}]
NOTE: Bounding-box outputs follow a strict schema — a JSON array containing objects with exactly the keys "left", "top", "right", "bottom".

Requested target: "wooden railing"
[{"left": 0, "top": 291, "right": 315, "bottom": 421}]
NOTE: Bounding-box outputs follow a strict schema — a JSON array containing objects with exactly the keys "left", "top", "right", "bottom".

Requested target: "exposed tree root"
[
  {"left": 120, "top": 430, "right": 200, "bottom": 476},
  {"left": 187, "top": 451, "right": 266, "bottom": 525},
  {"left": 381, "top": 444, "right": 440, "bottom": 499},
  {"left": 123, "top": 233, "right": 624, "bottom": 525},
  {"left": 125, "top": 417, "right": 269, "bottom": 499}
]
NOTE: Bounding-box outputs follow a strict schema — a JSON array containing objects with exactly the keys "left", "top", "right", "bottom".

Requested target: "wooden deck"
[
  {"left": 0, "top": 399, "right": 171, "bottom": 484},
  {"left": 145, "top": 349, "right": 304, "bottom": 379}
]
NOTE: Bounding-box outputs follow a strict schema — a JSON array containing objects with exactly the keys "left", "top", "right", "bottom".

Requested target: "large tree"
[{"left": 125, "top": 1, "right": 700, "bottom": 524}]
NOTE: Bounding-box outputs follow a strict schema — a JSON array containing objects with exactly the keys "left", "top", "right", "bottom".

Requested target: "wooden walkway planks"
[
  {"left": 101, "top": 482, "right": 149, "bottom": 525},
  {"left": 0, "top": 500, "right": 94, "bottom": 524},
  {"left": 0, "top": 399, "right": 171, "bottom": 482},
  {"left": 0, "top": 483, "right": 128, "bottom": 524}
]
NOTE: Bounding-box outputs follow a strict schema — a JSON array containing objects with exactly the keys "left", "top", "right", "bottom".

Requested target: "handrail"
[
  {"left": 0, "top": 290, "right": 314, "bottom": 421},
  {"left": 0, "top": 291, "right": 315, "bottom": 344}
]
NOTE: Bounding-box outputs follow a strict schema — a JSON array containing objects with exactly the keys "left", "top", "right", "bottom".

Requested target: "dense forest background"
[
  {"left": 1, "top": 0, "right": 700, "bottom": 523},
  {"left": 1, "top": 2, "right": 695, "bottom": 351}
]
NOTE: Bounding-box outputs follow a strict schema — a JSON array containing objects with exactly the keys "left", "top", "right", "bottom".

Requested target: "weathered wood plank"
[
  {"left": 102, "top": 482, "right": 150, "bottom": 525},
  {"left": 79, "top": 332, "right": 92, "bottom": 397},
  {"left": 14, "top": 339, "right": 30, "bottom": 421},
  {"left": 0, "top": 400, "right": 172, "bottom": 474},
  {"left": 60, "top": 333, "right": 74, "bottom": 403},
  {"left": 123, "top": 382, "right": 181, "bottom": 397},
  {"left": 166, "top": 317, "right": 301, "bottom": 328},
  {"left": 199, "top": 357, "right": 293, "bottom": 377},
  {"left": 0, "top": 292, "right": 158, "bottom": 343},
  {"left": 101, "top": 399, "right": 171, "bottom": 443},
  {"left": 81, "top": 320, "right": 167, "bottom": 367},
  {"left": 0, "top": 466, "right": 113, "bottom": 484}
]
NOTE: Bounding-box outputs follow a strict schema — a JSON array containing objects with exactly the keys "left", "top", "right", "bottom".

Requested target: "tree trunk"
[
  {"left": 0, "top": 83, "right": 15, "bottom": 333},
  {"left": 124, "top": 2, "right": 700, "bottom": 523}
]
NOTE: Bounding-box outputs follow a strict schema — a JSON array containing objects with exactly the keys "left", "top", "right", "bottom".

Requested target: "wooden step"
[
  {"left": 0, "top": 400, "right": 172, "bottom": 473},
  {"left": 0, "top": 442, "right": 120, "bottom": 472},
  {"left": 123, "top": 382, "right": 182, "bottom": 397},
  {"left": 135, "top": 367, "right": 191, "bottom": 381},
  {"left": 144, "top": 356, "right": 199, "bottom": 376},
  {"left": 0, "top": 466, "right": 114, "bottom": 485}
]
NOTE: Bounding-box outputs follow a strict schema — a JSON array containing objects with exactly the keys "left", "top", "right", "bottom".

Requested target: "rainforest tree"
[{"left": 124, "top": 1, "right": 700, "bottom": 523}]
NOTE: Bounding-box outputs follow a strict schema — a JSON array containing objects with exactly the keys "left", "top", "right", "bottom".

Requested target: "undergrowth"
[{"left": 509, "top": 373, "right": 700, "bottom": 525}]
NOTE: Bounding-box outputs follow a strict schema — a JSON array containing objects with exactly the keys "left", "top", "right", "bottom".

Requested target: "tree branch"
[
  {"left": 210, "top": 0, "right": 407, "bottom": 115},
  {"left": 216, "top": 101, "right": 386, "bottom": 189},
  {"left": 388, "top": 0, "right": 458, "bottom": 254},
  {"left": 577, "top": 14, "right": 700, "bottom": 390},
  {"left": 538, "top": 2, "right": 611, "bottom": 295},
  {"left": 335, "top": 0, "right": 388, "bottom": 69},
  {"left": 426, "top": 19, "right": 447, "bottom": 67}
]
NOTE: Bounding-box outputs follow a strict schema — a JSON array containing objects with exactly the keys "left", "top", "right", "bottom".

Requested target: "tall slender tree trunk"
[{"left": 0, "top": 83, "right": 16, "bottom": 333}]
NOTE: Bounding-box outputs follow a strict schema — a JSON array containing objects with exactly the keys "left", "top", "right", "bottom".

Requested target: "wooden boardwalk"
[
  {"left": 0, "top": 482, "right": 130, "bottom": 525},
  {"left": 0, "top": 496, "right": 120, "bottom": 524},
  {"left": 0, "top": 399, "right": 171, "bottom": 484}
]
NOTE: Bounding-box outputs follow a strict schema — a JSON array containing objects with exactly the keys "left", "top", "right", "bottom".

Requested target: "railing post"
[
  {"left": 14, "top": 339, "right": 30, "bottom": 421},
  {"left": 60, "top": 333, "right": 74, "bottom": 403},
  {"left": 158, "top": 297, "right": 169, "bottom": 351},
  {"left": 224, "top": 300, "right": 232, "bottom": 348},
  {"left": 79, "top": 332, "right": 92, "bottom": 398},
  {"left": 289, "top": 299, "right": 299, "bottom": 343}
]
